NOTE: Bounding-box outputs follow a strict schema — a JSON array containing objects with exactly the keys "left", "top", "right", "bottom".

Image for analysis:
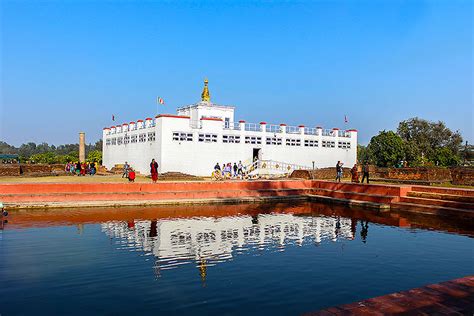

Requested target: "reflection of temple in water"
[{"left": 101, "top": 213, "right": 357, "bottom": 278}]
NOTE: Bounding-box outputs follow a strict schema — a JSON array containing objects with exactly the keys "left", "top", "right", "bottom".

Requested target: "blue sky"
[{"left": 1, "top": 0, "right": 472, "bottom": 146}]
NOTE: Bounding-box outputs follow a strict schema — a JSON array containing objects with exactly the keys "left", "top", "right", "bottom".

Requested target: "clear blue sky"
[{"left": 1, "top": 0, "right": 472, "bottom": 146}]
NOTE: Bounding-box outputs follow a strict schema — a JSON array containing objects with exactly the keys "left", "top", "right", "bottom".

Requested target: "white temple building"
[{"left": 102, "top": 80, "right": 357, "bottom": 176}]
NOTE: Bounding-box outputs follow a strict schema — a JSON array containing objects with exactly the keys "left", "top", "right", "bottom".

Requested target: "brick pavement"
[{"left": 305, "top": 276, "right": 474, "bottom": 315}]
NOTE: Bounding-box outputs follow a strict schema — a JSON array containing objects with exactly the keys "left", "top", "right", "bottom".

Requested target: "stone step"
[
  {"left": 411, "top": 186, "right": 474, "bottom": 197},
  {"left": 407, "top": 191, "right": 474, "bottom": 203},
  {"left": 400, "top": 196, "right": 474, "bottom": 210},
  {"left": 390, "top": 202, "right": 474, "bottom": 217},
  {"left": 313, "top": 181, "right": 409, "bottom": 196},
  {"left": 311, "top": 188, "right": 399, "bottom": 204},
  {"left": 0, "top": 188, "right": 312, "bottom": 203}
]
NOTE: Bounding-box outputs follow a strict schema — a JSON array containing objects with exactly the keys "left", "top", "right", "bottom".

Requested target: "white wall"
[{"left": 103, "top": 109, "right": 357, "bottom": 176}]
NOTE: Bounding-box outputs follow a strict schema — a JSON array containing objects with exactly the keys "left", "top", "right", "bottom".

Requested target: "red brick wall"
[
  {"left": 20, "top": 164, "right": 52, "bottom": 175},
  {"left": 0, "top": 164, "right": 21, "bottom": 176},
  {"left": 291, "top": 168, "right": 351, "bottom": 180},
  {"left": 450, "top": 167, "right": 474, "bottom": 186},
  {"left": 374, "top": 167, "right": 452, "bottom": 182}
]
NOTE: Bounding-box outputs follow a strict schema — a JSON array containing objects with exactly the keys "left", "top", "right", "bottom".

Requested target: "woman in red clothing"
[{"left": 150, "top": 159, "right": 159, "bottom": 183}]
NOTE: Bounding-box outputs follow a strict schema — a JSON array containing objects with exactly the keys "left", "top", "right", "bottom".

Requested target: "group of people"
[
  {"left": 122, "top": 159, "right": 159, "bottom": 183},
  {"left": 213, "top": 161, "right": 244, "bottom": 179},
  {"left": 336, "top": 161, "right": 370, "bottom": 184},
  {"left": 65, "top": 161, "right": 96, "bottom": 176}
]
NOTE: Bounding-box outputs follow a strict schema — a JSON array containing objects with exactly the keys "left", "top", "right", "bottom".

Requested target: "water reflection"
[{"left": 101, "top": 213, "right": 359, "bottom": 278}]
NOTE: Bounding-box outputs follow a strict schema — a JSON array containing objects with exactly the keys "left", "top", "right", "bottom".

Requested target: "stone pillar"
[{"left": 79, "top": 132, "right": 86, "bottom": 162}]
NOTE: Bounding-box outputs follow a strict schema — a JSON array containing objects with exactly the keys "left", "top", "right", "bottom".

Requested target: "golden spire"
[{"left": 201, "top": 78, "right": 211, "bottom": 102}]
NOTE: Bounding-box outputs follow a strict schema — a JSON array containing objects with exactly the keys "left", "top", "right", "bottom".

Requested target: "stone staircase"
[{"left": 391, "top": 186, "right": 474, "bottom": 216}]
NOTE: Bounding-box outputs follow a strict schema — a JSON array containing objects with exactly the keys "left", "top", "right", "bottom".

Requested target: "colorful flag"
[
  {"left": 157, "top": 97, "right": 165, "bottom": 105},
  {"left": 344, "top": 115, "right": 348, "bottom": 123},
  {"left": 112, "top": 114, "right": 115, "bottom": 121}
]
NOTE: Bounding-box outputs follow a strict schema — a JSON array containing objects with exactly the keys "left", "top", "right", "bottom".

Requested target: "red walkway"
[{"left": 305, "top": 276, "right": 474, "bottom": 315}]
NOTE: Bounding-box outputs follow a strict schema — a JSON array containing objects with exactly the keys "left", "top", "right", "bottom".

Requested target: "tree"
[
  {"left": 87, "top": 150, "right": 102, "bottom": 163},
  {"left": 357, "top": 144, "right": 370, "bottom": 163},
  {"left": 432, "top": 147, "right": 460, "bottom": 166},
  {"left": 0, "top": 141, "right": 18, "bottom": 154},
  {"left": 367, "top": 131, "right": 404, "bottom": 167},
  {"left": 30, "top": 152, "right": 59, "bottom": 164},
  {"left": 397, "top": 117, "right": 462, "bottom": 166}
]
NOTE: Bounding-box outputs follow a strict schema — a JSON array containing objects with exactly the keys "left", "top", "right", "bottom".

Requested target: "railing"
[
  {"left": 266, "top": 124, "right": 282, "bottom": 133},
  {"left": 322, "top": 129, "right": 334, "bottom": 136},
  {"left": 244, "top": 159, "right": 312, "bottom": 175},
  {"left": 338, "top": 130, "right": 350, "bottom": 137},
  {"left": 286, "top": 126, "right": 300, "bottom": 134},
  {"left": 245, "top": 123, "right": 260, "bottom": 132},
  {"left": 223, "top": 122, "right": 241, "bottom": 130},
  {"left": 304, "top": 127, "right": 319, "bottom": 135}
]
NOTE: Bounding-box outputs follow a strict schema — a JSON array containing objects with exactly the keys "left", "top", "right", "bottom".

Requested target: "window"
[
  {"left": 285, "top": 138, "right": 301, "bottom": 146},
  {"left": 124, "top": 135, "right": 130, "bottom": 144},
  {"left": 198, "top": 133, "right": 218, "bottom": 143},
  {"left": 266, "top": 137, "right": 282, "bottom": 145},
  {"left": 245, "top": 136, "right": 262, "bottom": 144},
  {"left": 117, "top": 137, "right": 123, "bottom": 145},
  {"left": 139, "top": 133, "right": 146, "bottom": 143},
  {"left": 338, "top": 141, "right": 351, "bottom": 149},
  {"left": 304, "top": 139, "right": 318, "bottom": 147},
  {"left": 322, "top": 140, "right": 335, "bottom": 148},
  {"left": 148, "top": 132, "right": 156, "bottom": 142},
  {"left": 223, "top": 135, "right": 240, "bottom": 143},
  {"left": 131, "top": 135, "right": 138, "bottom": 143},
  {"left": 111, "top": 138, "right": 117, "bottom": 145},
  {"left": 172, "top": 132, "right": 193, "bottom": 142},
  {"left": 106, "top": 138, "right": 111, "bottom": 146}
]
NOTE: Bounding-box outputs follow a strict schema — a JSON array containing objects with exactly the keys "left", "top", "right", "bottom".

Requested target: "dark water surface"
[{"left": 1, "top": 202, "right": 473, "bottom": 315}]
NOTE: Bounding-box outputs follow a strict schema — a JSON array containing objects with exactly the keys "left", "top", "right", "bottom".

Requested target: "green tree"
[
  {"left": 87, "top": 150, "right": 102, "bottom": 163},
  {"left": 30, "top": 152, "right": 59, "bottom": 164},
  {"left": 397, "top": 117, "right": 462, "bottom": 166},
  {"left": 367, "top": 131, "right": 404, "bottom": 167},
  {"left": 0, "top": 141, "right": 18, "bottom": 154},
  {"left": 357, "top": 144, "right": 370, "bottom": 163},
  {"left": 432, "top": 147, "right": 460, "bottom": 166}
]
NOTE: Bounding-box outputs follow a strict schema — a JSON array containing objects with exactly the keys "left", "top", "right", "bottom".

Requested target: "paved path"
[{"left": 305, "top": 276, "right": 474, "bottom": 315}]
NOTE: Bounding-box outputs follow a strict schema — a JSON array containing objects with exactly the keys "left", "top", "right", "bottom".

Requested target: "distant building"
[{"left": 102, "top": 80, "right": 357, "bottom": 176}]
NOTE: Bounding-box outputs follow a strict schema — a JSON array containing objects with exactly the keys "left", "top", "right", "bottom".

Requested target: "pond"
[{"left": 1, "top": 202, "right": 473, "bottom": 315}]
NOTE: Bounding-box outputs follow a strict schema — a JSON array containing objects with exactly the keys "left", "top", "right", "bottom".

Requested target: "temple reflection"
[{"left": 101, "top": 213, "right": 358, "bottom": 277}]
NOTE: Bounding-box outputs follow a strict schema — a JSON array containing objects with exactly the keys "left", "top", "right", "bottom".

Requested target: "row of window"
[
  {"left": 170, "top": 132, "right": 351, "bottom": 148},
  {"left": 106, "top": 132, "right": 156, "bottom": 145}
]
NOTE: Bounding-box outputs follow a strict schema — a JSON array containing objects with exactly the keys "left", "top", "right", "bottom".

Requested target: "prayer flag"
[
  {"left": 112, "top": 114, "right": 115, "bottom": 121},
  {"left": 344, "top": 115, "right": 348, "bottom": 123},
  {"left": 157, "top": 97, "right": 165, "bottom": 105}
]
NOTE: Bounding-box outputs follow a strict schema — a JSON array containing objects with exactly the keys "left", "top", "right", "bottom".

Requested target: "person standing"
[
  {"left": 122, "top": 162, "right": 130, "bottom": 178},
  {"left": 237, "top": 161, "right": 243, "bottom": 176},
  {"left": 335, "top": 161, "right": 343, "bottom": 182},
  {"left": 233, "top": 163, "right": 238, "bottom": 177},
  {"left": 361, "top": 162, "right": 370, "bottom": 184},
  {"left": 350, "top": 164, "right": 359, "bottom": 183},
  {"left": 150, "top": 159, "right": 159, "bottom": 183},
  {"left": 76, "top": 161, "right": 82, "bottom": 176}
]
